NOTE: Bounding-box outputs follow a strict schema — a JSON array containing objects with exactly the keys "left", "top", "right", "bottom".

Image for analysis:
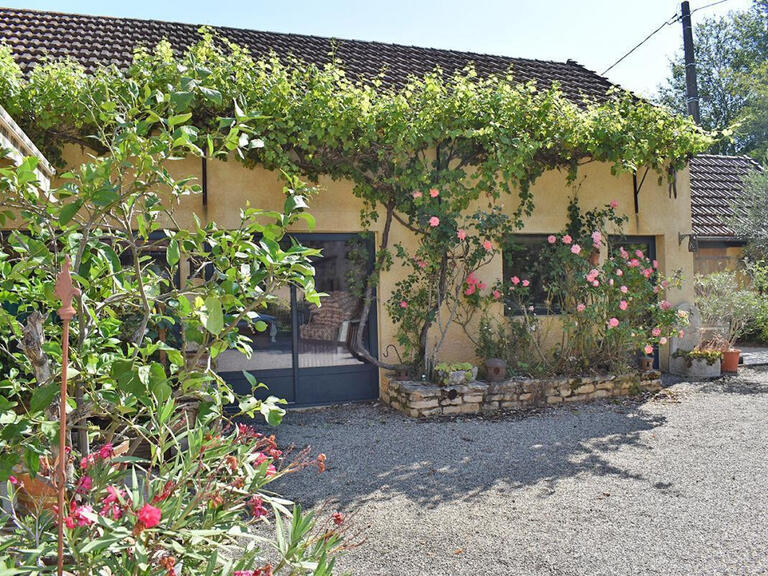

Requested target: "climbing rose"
[
  {"left": 592, "top": 280, "right": 600, "bottom": 287},
  {"left": 457, "top": 229, "right": 467, "bottom": 240},
  {"left": 644, "top": 344, "right": 654, "bottom": 355},
  {"left": 482, "top": 239, "right": 493, "bottom": 251},
  {"left": 571, "top": 244, "right": 581, "bottom": 255},
  {"left": 429, "top": 216, "right": 440, "bottom": 227},
  {"left": 429, "top": 188, "right": 440, "bottom": 198},
  {"left": 412, "top": 191, "right": 422, "bottom": 199},
  {"left": 628, "top": 258, "right": 640, "bottom": 267},
  {"left": 511, "top": 276, "right": 520, "bottom": 285},
  {"left": 547, "top": 235, "right": 557, "bottom": 244},
  {"left": 619, "top": 300, "right": 628, "bottom": 311},
  {"left": 607, "top": 317, "right": 619, "bottom": 328},
  {"left": 492, "top": 289, "right": 502, "bottom": 300},
  {"left": 464, "top": 285, "right": 476, "bottom": 296},
  {"left": 562, "top": 234, "right": 572, "bottom": 245},
  {"left": 660, "top": 300, "right": 672, "bottom": 311},
  {"left": 619, "top": 247, "right": 629, "bottom": 260},
  {"left": 477, "top": 282, "right": 487, "bottom": 290},
  {"left": 652, "top": 259, "right": 658, "bottom": 269},
  {"left": 522, "top": 279, "right": 530, "bottom": 287},
  {"left": 620, "top": 285, "right": 628, "bottom": 293},
  {"left": 616, "top": 269, "right": 623, "bottom": 277},
  {"left": 635, "top": 249, "right": 644, "bottom": 258},
  {"left": 660, "top": 337, "right": 668, "bottom": 345},
  {"left": 576, "top": 303, "right": 586, "bottom": 312},
  {"left": 399, "top": 301, "right": 407, "bottom": 308},
  {"left": 137, "top": 504, "right": 162, "bottom": 529},
  {"left": 591, "top": 231, "right": 602, "bottom": 247},
  {"left": 652, "top": 327, "right": 662, "bottom": 337},
  {"left": 610, "top": 200, "right": 618, "bottom": 209}
]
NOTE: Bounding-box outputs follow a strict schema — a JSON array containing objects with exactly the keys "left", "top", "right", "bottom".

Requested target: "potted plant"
[
  {"left": 475, "top": 315, "right": 509, "bottom": 382},
  {"left": 673, "top": 345, "right": 723, "bottom": 378},
  {"left": 695, "top": 273, "right": 761, "bottom": 374},
  {"left": 433, "top": 362, "right": 478, "bottom": 386}
]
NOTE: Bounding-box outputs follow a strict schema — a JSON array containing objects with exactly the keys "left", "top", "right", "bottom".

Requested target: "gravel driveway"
[{"left": 272, "top": 368, "right": 768, "bottom": 576}]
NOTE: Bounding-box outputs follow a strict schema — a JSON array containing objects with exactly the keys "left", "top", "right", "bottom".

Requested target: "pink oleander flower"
[
  {"left": 482, "top": 239, "right": 493, "bottom": 252},
  {"left": 492, "top": 289, "right": 502, "bottom": 300},
  {"left": 576, "top": 303, "right": 586, "bottom": 312},
  {"left": 571, "top": 244, "right": 581, "bottom": 255},
  {"left": 429, "top": 188, "right": 440, "bottom": 198},
  {"left": 8, "top": 475, "right": 18, "bottom": 485},
  {"left": 266, "top": 464, "right": 277, "bottom": 477},
  {"left": 547, "top": 235, "right": 557, "bottom": 244},
  {"left": 610, "top": 200, "right": 618, "bottom": 209},
  {"left": 660, "top": 300, "right": 672, "bottom": 311},
  {"left": 76, "top": 476, "right": 92, "bottom": 495},
  {"left": 562, "top": 234, "right": 572, "bottom": 245},
  {"left": 620, "top": 285, "right": 628, "bottom": 293},
  {"left": 399, "top": 301, "right": 408, "bottom": 308},
  {"left": 412, "top": 191, "right": 422, "bottom": 199},
  {"left": 137, "top": 504, "right": 162, "bottom": 529},
  {"left": 429, "top": 216, "right": 440, "bottom": 227},
  {"left": 98, "top": 443, "right": 114, "bottom": 460},
  {"left": 616, "top": 269, "right": 623, "bottom": 277},
  {"left": 619, "top": 300, "right": 628, "bottom": 311},
  {"left": 511, "top": 276, "right": 520, "bottom": 285},
  {"left": 607, "top": 317, "right": 619, "bottom": 328},
  {"left": 247, "top": 495, "right": 268, "bottom": 519},
  {"left": 457, "top": 229, "right": 467, "bottom": 240},
  {"left": 652, "top": 327, "right": 662, "bottom": 337},
  {"left": 660, "top": 337, "right": 668, "bottom": 345},
  {"left": 591, "top": 230, "right": 602, "bottom": 247},
  {"left": 522, "top": 279, "right": 530, "bottom": 287},
  {"left": 644, "top": 344, "right": 654, "bottom": 355},
  {"left": 652, "top": 259, "right": 658, "bottom": 269}
]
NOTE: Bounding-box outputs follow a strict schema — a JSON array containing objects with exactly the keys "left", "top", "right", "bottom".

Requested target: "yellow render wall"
[{"left": 58, "top": 146, "right": 695, "bottom": 370}]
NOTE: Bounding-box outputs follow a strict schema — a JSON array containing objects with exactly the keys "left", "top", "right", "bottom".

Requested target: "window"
[{"left": 502, "top": 234, "right": 562, "bottom": 315}]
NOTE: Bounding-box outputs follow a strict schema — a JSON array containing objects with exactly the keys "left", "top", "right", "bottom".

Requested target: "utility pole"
[{"left": 681, "top": 1, "right": 701, "bottom": 124}]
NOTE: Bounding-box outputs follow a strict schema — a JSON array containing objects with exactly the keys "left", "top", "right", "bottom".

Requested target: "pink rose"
[
  {"left": 619, "top": 247, "right": 629, "bottom": 260},
  {"left": 477, "top": 282, "right": 487, "bottom": 290},
  {"left": 591, "top": 231, "right": 602, "bottom": 247},
  {"left": 616, "top": 269, "right": 623, "bottom": 277},
  {"left": 607, "top": 317, "right": 619, "bottom": 328},
  {"left": 620, "top": 285, "right": 628, "bottom": 293},
  {"left": 576, "top": 303, "right": 586, "bottom": 312},
  {"left": 644, "top": 344, "right": 654, "bottom": 355},
  {"left": 609, "top": 278, "right": 614, "bottom": 286},
  {"left": 652, "top": 327, "right": 661, "bottom": 337},
  {"left": 652, "top": 259, "right": 658, "bottom": 269},
  {"left": 635, "top": 249, "right": 644, "bottom": 258},
  {"left": 592, "top": 280, "right": 600, "bottom": 287},
  {"left": 547, "top": 235, "right": 557, "bottom": 244},
  {"left": 659, "top": 337, "right": 668, "bottom": 345},
  {"left": 610, "top": 200, "right": 618, "bottom": 209},
  {"left": 482, "top": 239, "right": 493, "bottom": 252},
  {"left": 571, "top": 244, "right": 581, "bottom": 255},
  {"left": 628, "top": 258, "right": 640, "bottom": 268},
  {"left": 429, "top": 216, "right": 440, "bottom": 227},
  {"left": 619, "top": 300, "right": 628, "bottom": 311},
  {"left": 457, "top": 229, "right": 467, "bottom": 240},
  {"left": 511, "top": 276, "right": 520, "bottom": 285},
  {"left": 562, "top": 234, "right": 572, "bottom": 245},
  {"left": 466, "top": 273, "right": 478, "bottom": 285},
  {"left": 399, "top": 301, "right": 408, "bottom": 308},
  {"left": 492, "top": 289, "right": 502, "bottom": 300},
  {"left": 464, "top": 285, "right": 476, "bottom": 296},
  {"left": 429, "top": 188, "right": 440, "bottom": 198},
  {"left": 412, "top": 191, "right": 422, "bottom": 199},
  {"left": 137, "top": 504, "right": 162, "bottom": 529},
  {"left": 660, "top": 300, "right": 672, "bottom": 311},
  {"left": 522, "top": 279, "right": 530, "bottom": 287}
]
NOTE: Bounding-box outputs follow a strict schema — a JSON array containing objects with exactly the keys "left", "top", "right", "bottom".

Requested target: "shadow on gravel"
[
  {"left": 695, "top": 370, "right": 768, "bottom": 396},
  {"left": 273, "top": 399, "right": 667, "bottom": 511}
]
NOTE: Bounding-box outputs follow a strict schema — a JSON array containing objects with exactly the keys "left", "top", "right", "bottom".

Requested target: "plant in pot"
[
  {"left": 673, "top": 341, "right": 723, "bottom": 378},
  {"left": 475, "top": 314, "right": 509, "bottom": 382},
  {"left": 433, "top": 362, "right": 477, "bottom": 386},
  {"left": 695, "top": 272, "right": 761, "bottom": 373}
]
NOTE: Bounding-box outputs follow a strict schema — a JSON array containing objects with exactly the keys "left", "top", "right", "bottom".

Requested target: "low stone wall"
[{"left": 380, "top": 372, "right": 662, "bottom": 418}]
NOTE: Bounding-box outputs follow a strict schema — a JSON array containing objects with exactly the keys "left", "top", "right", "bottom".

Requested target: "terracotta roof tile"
[
  {"left": 689, "top": 154, "right": 763, "bottom": 238},
  {"left": 0, "top": 7, "right": 617, "bottom": 103}
]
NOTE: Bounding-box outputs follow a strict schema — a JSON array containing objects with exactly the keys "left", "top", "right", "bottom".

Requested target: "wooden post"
[{"left": 54, "top": 256, "right": 80, "bottom": 576}]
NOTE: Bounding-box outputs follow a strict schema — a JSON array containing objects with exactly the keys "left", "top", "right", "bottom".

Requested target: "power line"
[{"left": 600, "top": 0, "right": 732, "bottom": 76}]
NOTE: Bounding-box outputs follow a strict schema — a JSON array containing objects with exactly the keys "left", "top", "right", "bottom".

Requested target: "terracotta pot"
[
  {"left": 484, "top": 358, "right": 507, "bottom": 382},
  {"left": 14, "top": 472, "right": 57, "bottom": 514},
  {"left": 589, "top": 249, "right": 600, "bottom": 267},
  {"left": 721, "top": 348, "right": 741, "bottom": 373}
]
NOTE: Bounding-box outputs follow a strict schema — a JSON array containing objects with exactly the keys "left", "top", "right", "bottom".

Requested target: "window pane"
[{"left": 502, "top": 235, "right": 562, "bottom": 314}]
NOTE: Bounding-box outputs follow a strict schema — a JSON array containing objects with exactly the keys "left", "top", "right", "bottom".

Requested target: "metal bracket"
[{"left": 678, "top": 232, "right": 698, "bottom": 252}]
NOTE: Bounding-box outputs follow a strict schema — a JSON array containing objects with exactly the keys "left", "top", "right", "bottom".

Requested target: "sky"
[{"left": 2, "top": 0, "right": 754, "bottom": 97}]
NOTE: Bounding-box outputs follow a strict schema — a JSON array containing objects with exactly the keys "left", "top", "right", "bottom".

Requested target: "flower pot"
[
  {"left": 638, "top": 355, "right": 654, "bottom": 371},
  {"left": 687, "top": 357, "right": 721, "bottom": 379},
  {"left": 484, "top": 358, "right": 507, "bottom": 382},
  {"left": 721, "top": 348, "right": 741, "bottom": 373}
]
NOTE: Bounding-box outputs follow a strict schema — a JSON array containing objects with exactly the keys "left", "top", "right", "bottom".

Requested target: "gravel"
[{"left": 270, "top": 368, "right": 768, "bottom": 576}]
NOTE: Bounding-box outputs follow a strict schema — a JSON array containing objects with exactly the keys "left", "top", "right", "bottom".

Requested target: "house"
[
  {"left": 689, "top": 154, "right": 763, "bottom": 274},
  {"left": 0, "top": 104, "right": 54, "bottom": 189},
  {"left": 0, "top": 7, "right": 697, "bottom": 404}
]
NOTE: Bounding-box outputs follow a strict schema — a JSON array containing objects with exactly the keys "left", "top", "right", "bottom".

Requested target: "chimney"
[{"left": 681, "top": 1, "right": 701, "bottom": 124}]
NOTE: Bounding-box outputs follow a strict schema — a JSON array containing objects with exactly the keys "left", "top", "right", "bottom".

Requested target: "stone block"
[
  {"left": 442, "top": 405, "right": 462, "bottom": 415},
  {"left": 410, "top": 399, "right": 439, "bottom": 410},
  {"left": 596, "top": 381, "right": 614, "bottom": 391},
  {"left": 559, "top": 386, "right": 572, "bottom": 397},
  {"left": 439, "top": 397, "right": 463, "bottom": 407},
  {"left": 500, "top": 401, "right": 522, "bottom": 410},
  {"left": 589, "top": 390, "right": 609, "bottom": 400},
  {"left": 575, "top": 384, "right": 595, "bottom": 395},
  {"left": 519, "top": 392, "right": 533, "bottom": 402},
  {"left": 546, "top": 396, "right": 563, "bottom": 404},
  {"left": 463, "top": 394, "right": 484, "bottom": 403},
  {"left": 460, "top": 403, "right": 481, "bottom": 414}
]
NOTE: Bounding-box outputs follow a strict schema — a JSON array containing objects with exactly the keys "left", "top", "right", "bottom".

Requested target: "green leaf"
[
  {"left": 199, "top": 86, "right": 222, "bottom": 106},
  {"left": 166, "top": 238, "right": 180, "bottom": 267},
  {"left": 170, "top": 91, "right": 194, "bottom": 111},
  {"left": 30, "top": 381, "right": 58, "bottom": 413},
  {"left": 203, "top": 296, "right": 223, "bottom": 335},
  {"left": 148, "top": 362, "right": 171, "bottom": 404},
  {"left": 260, "top": 395, "right": 287, "bottom": 427},
  {"left": 168, "top": 113, "right": 192, "bottom": 128},
  {"left": 58, "top": 200, "right": 83, "bottom": 226}
]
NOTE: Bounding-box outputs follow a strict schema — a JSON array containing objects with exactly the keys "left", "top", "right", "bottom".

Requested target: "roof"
[
  {"left": 0, "top": 104, "right": 53, "bottom": 189},
  {"left": 0, "top": 7, "right": 617, "bottom": 103},
  {"left": 690, "top": 154, "right": 763, "bottom": 239}
]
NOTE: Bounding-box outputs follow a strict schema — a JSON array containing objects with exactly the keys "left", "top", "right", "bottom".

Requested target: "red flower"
[
  {"left": 332, "top": 512, "right": 345, "bottom": 526},
  {"left": 8, "top": 475, "right": 18, "bottom": 485},
  {"left": 247, "top": 495, "right": 269, "bottom": 519},
  {"left": 76, "top": 475, "right": 92, "bottom": 494},
  {"left": 152, "top": 480, "right": 176, "bottom": 504},
  {"left": 429, "top": 188, "right": 440, "bottom": 198},
  {"left": 136, "top": 504, "right": 162, "bottom": 529},
  {"left": 316, "top": 453, "right": 327, "bottom": 473},
  {"left": 98, "top": 443, "right": 114, "bottom": 460}
]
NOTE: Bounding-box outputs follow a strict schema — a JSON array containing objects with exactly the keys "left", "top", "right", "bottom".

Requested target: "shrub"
[{"left": 694, "top": 271, "right": 761, "bottom": 347}]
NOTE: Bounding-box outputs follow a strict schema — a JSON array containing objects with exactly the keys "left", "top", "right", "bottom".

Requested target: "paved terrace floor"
[{"left": 271, "top": 368, "right": 768, "bottom": 576}]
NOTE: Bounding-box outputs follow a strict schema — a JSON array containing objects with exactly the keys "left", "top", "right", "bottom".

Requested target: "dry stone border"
[{"left": 381, "top": 371, "right": 662, "bottom": 418}]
